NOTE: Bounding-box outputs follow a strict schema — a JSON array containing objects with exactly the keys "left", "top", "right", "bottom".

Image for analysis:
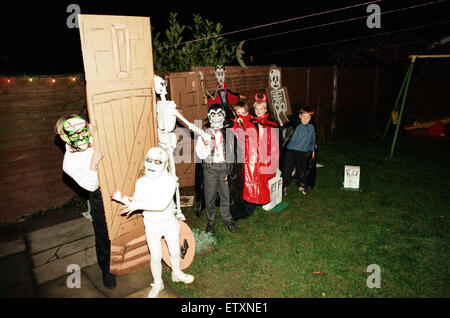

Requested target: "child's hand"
[
  {"left": 111, "top": 190, "right": 131, "bottom": 206},
  {"left": 110, "top": 190, "right": 122, "bottom": 201},
  {"left": 120, "top": 200, "right": 138, "bottom": 217},
  {"left": 202, "top": 136, "right": 210, "bottom": 146},
  {"left": 88, "top": 123, "right": 97, "bottom": 134},
  {"left": 90, "top": 151, "right": 105, "bottom": 171}
]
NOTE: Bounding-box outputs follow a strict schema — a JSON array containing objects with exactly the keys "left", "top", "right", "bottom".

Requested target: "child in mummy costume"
[{"left": 111, "top": 147, "right": 194, "bottom": 298}]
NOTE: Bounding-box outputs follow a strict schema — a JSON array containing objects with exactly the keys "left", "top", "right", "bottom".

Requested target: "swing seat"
[
  {"left": 404, "top": 116, "right": 450, "bottom": 130},
  {"left": 427, "top": 121, "right": 445, "bottom": 137}
]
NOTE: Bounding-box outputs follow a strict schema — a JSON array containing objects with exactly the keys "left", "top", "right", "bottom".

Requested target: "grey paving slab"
[
  {"left": 125, "top": 285, "right": 180, "bottom": 298},
  {"left": 0, "top": 252, "right": 35, "bottom": 298},
  {"left": 32, "top": 236, "right": 95, "bottom": 267},
  {"left": 83, "top": 263, "right": 154, "bottom": 298},
  {"left": 37, "top": 272, "right": 105, "bottom": 298},
  {"left": 33, "top": 246, "right": 97, "bottom": 285},
  {"left": 26, "top": 217, "right": 94, "bottom": 255},
  {"left": 0, "top": 223, "right": 26, "bottom": 258}
]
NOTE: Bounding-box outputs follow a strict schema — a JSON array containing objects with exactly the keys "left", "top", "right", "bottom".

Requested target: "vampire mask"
[
  {"left": 214, "top": 65, "right": 226, "bottom": 86},
  {"left": 207, "top": 107, "right": 225, "bottom": 129}
]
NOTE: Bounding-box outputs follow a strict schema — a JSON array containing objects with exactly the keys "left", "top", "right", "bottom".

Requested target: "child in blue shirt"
[{"left": 281, "top": 106, "right": 316, "bottom": 195}]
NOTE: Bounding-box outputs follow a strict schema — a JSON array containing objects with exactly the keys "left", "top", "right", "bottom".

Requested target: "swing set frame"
[{"left": 383, "top": 54, "right": 450, "bottom": 159}]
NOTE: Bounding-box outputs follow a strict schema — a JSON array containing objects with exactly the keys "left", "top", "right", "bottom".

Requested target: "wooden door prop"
[
  {"left": 266, "top": 67, "right": 292, "bottom": 127},
  {"left": 78, "top": 14, "right": 158, "bottom": 276}
]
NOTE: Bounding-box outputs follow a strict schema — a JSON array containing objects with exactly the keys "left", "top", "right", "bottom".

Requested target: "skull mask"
[
  {"left": 144, "top": 147, "right": 169, "bottom": 179},
  {"left": 269, "top": 69, "right": 281, "bottom": 90},
  {"left": 208, "top": 106, "right": 225, "bottom": 129},
  {"left": 62, "top": 116, "right": 90, "bottom": 151},
  {"left": 214, "top": 65, "right": 226, "bottom": 86},
  {"left": 154, "top": 75, "right": 168, "bottom": 101}
]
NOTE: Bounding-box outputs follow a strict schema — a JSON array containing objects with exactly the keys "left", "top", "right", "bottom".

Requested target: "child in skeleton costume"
[
  {"left": 111, "top": 147, "right": 194, "bottom": 298},
  {"left": 55, "top": 115, "right": 116, "bottom": 289},
  {"left": 195, "top": 104, "right": 238, "bottom": 234}
]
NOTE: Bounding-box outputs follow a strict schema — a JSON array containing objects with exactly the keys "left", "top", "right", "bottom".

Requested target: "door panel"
[
  {"left": 78, "top": 14, "right": 157, "bottom": 276},
  {"left": 168, "top": 71, "right": 206, "bottom": 187}
]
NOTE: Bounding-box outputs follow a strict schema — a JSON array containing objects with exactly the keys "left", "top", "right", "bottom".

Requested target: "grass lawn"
[{"left": 165, "top": 137, "right": 449, "bottom": 298}]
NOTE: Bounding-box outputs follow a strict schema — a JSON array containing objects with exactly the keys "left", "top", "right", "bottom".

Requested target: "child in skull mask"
[
  {"left": 195, "top": 104, "right": 238, "bottom": 234},
  {"left": 55, "top": 114, "right": 116, "bottom": 289},
  {"left": 111, "top": 147, "right": 194, "bottom": 298}
]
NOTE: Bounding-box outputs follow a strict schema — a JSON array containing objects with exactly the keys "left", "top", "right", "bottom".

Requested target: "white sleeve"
[
  {"left": 195, "top": 136, "right": 211, "bottom": 160},
  {"left": 63, "top": 149, "right": 99, "bottom": 192}
]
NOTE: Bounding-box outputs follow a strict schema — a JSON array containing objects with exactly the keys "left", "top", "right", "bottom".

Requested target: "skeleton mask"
[
  {"left": 214, "top": 65, "right": 226, "bottom": 86},
  {"left": 144, "top": 147, "right": 169, "bottom": 179},
  {"left": 208, "top": 107, "right": 225, "bottom": 129},
  {"left": 154, "top": 76, "right": 168, "bottom": 101},
  {"left": 62, "top": 116, "right": 90, "bottom": 151},
  {"left": 269, "top": 69, "right": 281, "bottom": 90}
]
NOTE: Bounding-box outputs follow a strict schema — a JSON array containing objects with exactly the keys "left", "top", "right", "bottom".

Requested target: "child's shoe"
[
  {"left": 172, "top": 271, "right": 195, "bottom": 284},
  {"left": 147, "top": 281, "right": 164, "bottom": 298},
  {"left": 299, "top": 186, "right": 309, "bottom": 195}
]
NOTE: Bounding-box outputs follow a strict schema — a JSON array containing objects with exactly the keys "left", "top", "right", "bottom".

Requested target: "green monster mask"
[{"left": 62, "top": 116, "right": 91, "bottom": 151}]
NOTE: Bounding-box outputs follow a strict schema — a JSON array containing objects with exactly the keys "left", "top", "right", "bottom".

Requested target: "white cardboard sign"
[{"left": 344, "top": 165, "right": 361, "bottom": 189}]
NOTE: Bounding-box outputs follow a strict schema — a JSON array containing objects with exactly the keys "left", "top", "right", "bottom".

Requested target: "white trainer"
[
  {"left": 172, "top": 271, "right": 194, "bottom": 284},
  {"left": 147, "top": 281, "right": 164, "bottom": 298}
]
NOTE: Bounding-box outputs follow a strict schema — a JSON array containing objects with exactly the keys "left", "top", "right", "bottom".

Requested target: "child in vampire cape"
[{"left": 195, "top": 104, "right": 240, "bottom": 234}]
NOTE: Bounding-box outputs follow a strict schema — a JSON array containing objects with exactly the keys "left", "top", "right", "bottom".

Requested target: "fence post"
[
  {"left": 372, "top": 66, "right": 380, "bottom": 134},
  {"left": 331, "top": 65, "right": 338, "bottom": 134}
]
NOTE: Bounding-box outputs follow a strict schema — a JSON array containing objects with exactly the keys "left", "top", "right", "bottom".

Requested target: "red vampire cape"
[
  {"left": 207, "top": 83, "right": 240, "bottom": 106},
  {"left": 233, "top": 113, "right": 279, "bottom": 205}
]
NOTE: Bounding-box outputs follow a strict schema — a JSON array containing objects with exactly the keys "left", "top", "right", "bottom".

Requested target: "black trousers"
[
  {"left": 88, "top": 189, "right": 112, "bottom": 275},
  {"left": 281, "top": 149, "right": 308, "bottom": 189}
]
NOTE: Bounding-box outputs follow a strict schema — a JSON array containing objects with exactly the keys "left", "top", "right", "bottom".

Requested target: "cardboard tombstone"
[
  {"left": 262, "top": 170, "right": 283, "bottom": 211},
  {"left": 265, "top": 68, "right": 292, "bottom": 127},
  {"left": 343, "top": 165, "right": 361, "bottom": 190}
]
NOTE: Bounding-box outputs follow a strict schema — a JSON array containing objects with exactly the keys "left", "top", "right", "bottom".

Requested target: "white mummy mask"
[{"left": 144, "top": 147, "right": 169, "bottom": 179}]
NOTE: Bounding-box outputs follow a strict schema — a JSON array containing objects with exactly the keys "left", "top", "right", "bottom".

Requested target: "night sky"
[{"left": 1, "top": 0, "right": 449, "bottom": 74}]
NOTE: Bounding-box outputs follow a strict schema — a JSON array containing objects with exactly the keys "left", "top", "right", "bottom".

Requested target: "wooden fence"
[
  {"left": 4, "top": 63, "right": 446, "bottom": 225},
  {"left": 0, "top": 75, "right": 87, "bottom": 224}
]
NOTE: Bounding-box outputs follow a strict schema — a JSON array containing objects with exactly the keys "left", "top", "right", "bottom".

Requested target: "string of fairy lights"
[{"left": 3, "top": 75, "right": 79, "bottom": 85}]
